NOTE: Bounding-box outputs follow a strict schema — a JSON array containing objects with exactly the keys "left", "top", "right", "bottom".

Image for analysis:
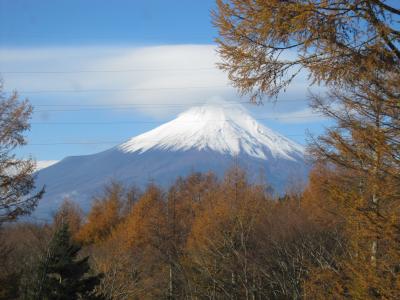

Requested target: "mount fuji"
[{"left": 33, "top": 103, "right": 309, "bottom": 217}]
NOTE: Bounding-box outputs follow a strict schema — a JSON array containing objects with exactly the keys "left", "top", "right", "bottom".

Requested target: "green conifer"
[{"left": 23, "top": 223, "right": 103, "bottom": 300}]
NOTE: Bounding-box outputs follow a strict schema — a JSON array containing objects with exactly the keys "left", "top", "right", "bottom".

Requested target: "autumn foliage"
[
  {"left": 1, "top": 0, "right": 399, "bottom": 298},
  {"left": 55, "top": 168, "right": 354, "bottom": 299},
  {"left": 0, "top": 159, "right": 398, "bottom": 299}
]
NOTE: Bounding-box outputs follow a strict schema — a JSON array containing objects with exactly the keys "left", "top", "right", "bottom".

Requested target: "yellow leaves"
[
  {"left": 303, "top": 267, "right": 346, "bottom": 299},
  {"left": 114, "top": 184, "right": 165, "bottom": 250},
  {"left": 301, "top": 158, "right": 400, "bottom": 299},
  {"left": 214, "top": 0, "right": 400, "bottom": 102},
  {"left": 67, "top": 158, "right": 398, "bottom": 298},
  {"left": 187, "top": 168, "right": 267, "bottom": 263},
  {"left": 81, "top": 184, "right": 169, "bottom": 298},
  {"left": 76, "top": 183, "right": 125, "bottom": 245}
]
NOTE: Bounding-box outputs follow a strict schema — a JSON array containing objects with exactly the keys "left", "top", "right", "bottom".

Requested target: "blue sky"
[
  {"left": 0, "top": 0, "right": 217, "bottom": 46},
  {"left": 0, "top": 0, "right": 329, "bottom": 163}
]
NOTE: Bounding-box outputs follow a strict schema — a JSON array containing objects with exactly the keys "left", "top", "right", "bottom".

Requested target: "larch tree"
[
  {"left": 0, "top": 82, "right": 44, "bottom": 224},
  {"left": 304, "top": 75, "right": 400, "bottom": 298},
  {"left": 164, "top": 172, "right": 219, "bottom": 299},
  {"left": 92, "top": 184, "right": 168, "bottom": 299},
  {"left": 186, "top": 168, "right": 270, "bottom": 299},
  {"left": 214, "top": 0, "right": 399, "bottom": 298},
  {"left": 76, "top": 182, "right": 125, "bottom": 245},
  {"left": 214, "top": 0, "right": 399, "bottom": 102}
]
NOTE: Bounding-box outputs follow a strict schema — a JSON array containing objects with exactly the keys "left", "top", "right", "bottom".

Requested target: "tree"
[
  {"left": 22, "top": 223, "right": 103, "bottom": 300},
  {"left": 303, "top": 77, "right": 400, "bottom": 298},
  {"left": 0, "top": 82, "right": 44, "bottom": 223},
  {"left": 215, "top": 0, "right": 400, "bottom": 297},
  {"left": 213, "top": 0, "right": 399, "bottom": 102},
  {"left": 186, "top": 168, "right": 274, "bottom": 299},
  {"left": 89, "top": 175, "right": 219, "bottom": 299},
  {"left": 91, "top": 184, "right": 168, "bottom": 299},
  {"left": 0, "top": 228, "right": 20, "bottom": 300},
  {"left": 0, "top": 223, "right": 53, "bottom": 300},
  {"left": 165, "top": 172, "right": 219, "bottom": 299},
  {"left": 53, "top": 199, "right": 84, "bottom": 239},
  {"left": 76, "top": 182, "right": 126, "bottom": 245}
]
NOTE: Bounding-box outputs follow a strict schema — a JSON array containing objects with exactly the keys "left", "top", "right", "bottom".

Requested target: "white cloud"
[
  {"left": 265, "top": 107, "right": 327, "bottom": 124},
  {"left": 0, "top": 44, "right": 318, "bottom": 120}
]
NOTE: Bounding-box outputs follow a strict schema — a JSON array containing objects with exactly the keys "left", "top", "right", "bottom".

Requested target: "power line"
[
  {"left": 31, "top": 101, "right": 310, "bottom": 112},
  {"left": 1, "top": 67, "right": 217, "bottom": 74},
  {"left": 32, "top": 120, "right": 162, "bottom": 125},
  {"left": 30, "top": 115, "right": 322, "bottom": 124},
  {"left": 9, "top": 85, "right": 231, "bottom": 94},
  {"left": 29, "top": 141, "right": 124, "bottom": 146},
  {"left": 33, "top": 106, "right": 309, "bottom": 113},
  {"left": 31, "top": 115, "right": 324, "bottom": 125},
  {"left": 32, "top": 102, "right": 246, "bottom": 112},
  {"left": 28, "top": 134, "right": 308, "bottom": 146},
  {"left": 0, "top": 33, "right": 213, "bottom": 39},
  {"left": 32, "top": 99, "right": 307, "bottom": 108},
  {"left": 33, "top": 101, "right": 249, "bottom": 107}
]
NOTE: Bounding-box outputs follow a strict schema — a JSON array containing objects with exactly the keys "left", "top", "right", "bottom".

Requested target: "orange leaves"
[
  {"left": 115, "top": 184, "right": 165, "bottom": 251},
  {"left": 214, "top": 0, "right": 400, "bottom": 102},
  {"left": 62, "top": 162, "right": 397, "bottom": 297},
  {"left": 76, "top": 182, "right": 125, "bottom": 245}
]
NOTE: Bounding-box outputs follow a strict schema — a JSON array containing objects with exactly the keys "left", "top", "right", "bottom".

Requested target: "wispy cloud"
[
  {"left": 0, "top": 44, "right": 320, "bottom": 121},
  {"left": 265, "top": 107, "right": 327, "bottom": 124}
]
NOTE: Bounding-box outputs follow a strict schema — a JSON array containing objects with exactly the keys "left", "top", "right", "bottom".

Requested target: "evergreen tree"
[{"left": 23, "top": 223, "right": 103, "bottom": 300}]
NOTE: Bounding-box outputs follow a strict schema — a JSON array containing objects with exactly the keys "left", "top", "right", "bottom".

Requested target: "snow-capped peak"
[{"left": 118, "top": 102, "right": 304, "bottom": 161}]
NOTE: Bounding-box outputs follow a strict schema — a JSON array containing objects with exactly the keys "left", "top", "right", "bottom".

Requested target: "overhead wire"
[
  {"left": 27, "top": 133, "right": 310, "bottom": 146},
  {"left": 9, "top": 85, "right": 232, "bottom": 94},
  {"left": 2, "top": 72, "right": 318, "bottom": 146},
  {"left": 30, "top": 99, "right": 310, "bottom": 113},
  {"left": 32, "top": 98, "right": 307, "bottom": 107},
  {"left": 30, "top": 113, "right": 325, "bottom": 125},
  {"left": 1, "top": 67, "right": 217, "bottom": 74}
]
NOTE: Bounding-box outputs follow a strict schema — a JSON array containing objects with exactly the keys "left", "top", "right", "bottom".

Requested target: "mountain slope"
[
  {"left": 119, "top": 104, "right": 304, "bottom": 160},
  {"left": 33, "top": 103, "right": 308, "bottom": 218}
]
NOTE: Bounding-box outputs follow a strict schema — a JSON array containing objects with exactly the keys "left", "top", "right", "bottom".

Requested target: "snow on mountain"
[
  {"left": 36, "top": 160, "right": 59, "bottom": 171},
  {"left": 119, "top": 104, "right": 304, "bottom": 160},
  {"left": 33, "top": 102, "right": 309, "bottom": 219}
]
